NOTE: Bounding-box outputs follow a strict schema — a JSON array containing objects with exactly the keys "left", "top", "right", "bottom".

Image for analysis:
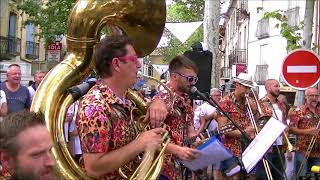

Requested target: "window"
[
  {"left": 244, "top": 26, "right": 247, "bottom": 49},
  {"left": 285, "top": 7, "right": 300, "bottom": 27},
  {"left": 147, "top": 65, "right": 153, "bottom": 77},
  {"left": 256, "top": 19, "right": 269, "bottom": 39},
  {"left": 26, "top": 24, "right": 35, "bottom": 56},
  {"left": 259, "top": 44, "right": 267, "bottom": 64}
]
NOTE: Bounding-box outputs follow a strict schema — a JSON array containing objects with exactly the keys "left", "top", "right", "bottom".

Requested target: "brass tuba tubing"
[{"left": 31, "top": 0, "right": 166, "bottom": 179}]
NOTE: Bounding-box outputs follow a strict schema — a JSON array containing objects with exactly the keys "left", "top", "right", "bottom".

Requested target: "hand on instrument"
[
  {"left": 245, "top": 126, "right": 256, "bottom": 139},
  {"left": 286, "top": 152, "right": 293, "bottom": 161},
  {"left": 145, "top": 98, "right": 168, "bottom": 128},
  {"left": 307, "top": 128, "right": 320, "bottom": 136},
  {"left": 176, "top": 146, "right": 201, "bottom": 161},
  {"left": 137, "top": 128, "right": 166, "bottom": 151}
]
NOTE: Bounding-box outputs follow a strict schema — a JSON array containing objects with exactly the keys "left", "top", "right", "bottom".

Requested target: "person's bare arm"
[
  {"left": 0, "top": 102, "right": 7, "bottom": 117},
  {"left": 84, "top": 128, "right": 165, "bottom": 178}
]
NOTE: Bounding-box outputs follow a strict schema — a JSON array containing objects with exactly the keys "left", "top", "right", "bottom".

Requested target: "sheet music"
[
  {"left": 241, "top": 117, "right": 286, "bottom": 173},
  {"left": 181, "top": 137, "right": 232, "bottom": 171}
]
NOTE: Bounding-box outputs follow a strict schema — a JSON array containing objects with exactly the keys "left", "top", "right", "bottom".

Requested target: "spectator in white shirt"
[
  {"left": 28, "top": 70, "right": 46, "bottom": 101},
  {"left": 0, "top": 89, "right": 8, "bottom": 121}
]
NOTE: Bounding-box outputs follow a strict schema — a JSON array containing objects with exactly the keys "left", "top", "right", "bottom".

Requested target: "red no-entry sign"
[{"left": 281, "top": 49, "right": 320, "bottom": 90}]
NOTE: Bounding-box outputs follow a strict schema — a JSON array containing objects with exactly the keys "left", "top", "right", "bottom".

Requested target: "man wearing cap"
[
  {"left": 255, "top": 79, "right": 287, "bottom": 180},
  {"left": 217, "top": 72, "right": 256, "bottom": 178}
]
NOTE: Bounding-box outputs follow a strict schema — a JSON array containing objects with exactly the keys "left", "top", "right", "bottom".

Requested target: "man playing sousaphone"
[
  {"left": 256, "top": 79, "right": 288, "bottom": 180},
  {"left": 76, "top": 35, "right": 169, "bottom": 179},
  {"left": 217, "top": 73, "right": 257, "bottom": 179},
  {"left": 289, "top": 87, "right": 320, "bottom": 177}
]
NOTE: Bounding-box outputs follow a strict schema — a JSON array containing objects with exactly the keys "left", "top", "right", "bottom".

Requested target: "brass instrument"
[
  {"left": 245, "top": 94, "right": 273, "bottom": 180},
  {"left": 250, "top": 89, "right": 295, "bottom": 153},
  {"left": 31, "top": 0, "right": 166, "bottom": 179},
  {"left": 119, "top": 74, "right": 174, "bottom": 180},
  {"left": 297, "top": 117, "right": 320, "bottom": 177}
]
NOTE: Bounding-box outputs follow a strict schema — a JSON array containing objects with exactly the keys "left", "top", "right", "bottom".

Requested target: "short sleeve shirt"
[
  {"left": 156, "top": 85, "right": 193, "bottom": 180},
  {"left": 289, "top": 104, "right": 320, "bottom": 157},
  {"left": 76, "top": 81, "right": 139, "bottom": 179},
  {"left": 218, "top": 92, "right": 252, "bottom": 157},
  {"left": 0, "top": 83, "right": 31, "bottom": 113}
]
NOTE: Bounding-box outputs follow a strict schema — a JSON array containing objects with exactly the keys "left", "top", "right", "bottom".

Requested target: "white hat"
[{"left": 233, "top": 73, "right": 255, "bottom": 88}]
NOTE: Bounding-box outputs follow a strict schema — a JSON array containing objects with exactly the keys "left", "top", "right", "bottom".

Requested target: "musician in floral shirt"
[
  {"left": 76, "top": 35, "right": 168, "bottom": 179},
  {"left": 217, "top": 73, "right": 256, "bottom": 178},
  {"left": 289, "top": 87, "right": 320, "bottom": 177},
  {"left": 256, "top": 79, "right": 287, "bottom": 180},
  {"left": 156, "top": 55, "right": 201, "bottom": 180}
]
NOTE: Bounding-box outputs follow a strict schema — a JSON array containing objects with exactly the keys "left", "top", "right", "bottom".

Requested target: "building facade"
[
  {"left": 0, "top": 0, "right": 47, "bottom": 84},
  {"left": 222, "top": 0, "right": 320, "bottom": 100}
]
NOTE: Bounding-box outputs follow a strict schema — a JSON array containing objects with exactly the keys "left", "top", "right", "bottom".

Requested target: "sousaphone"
[{"left": 31, "top": 0, "right": 166, "bottom": 179}]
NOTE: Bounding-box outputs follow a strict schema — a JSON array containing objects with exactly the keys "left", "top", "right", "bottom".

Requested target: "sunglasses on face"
[
  {"left": 174, "top": 72, "right": 198, "bottom": 84},
  {"left": 117, "top": 55, "right": 141, "bottom": 68}
]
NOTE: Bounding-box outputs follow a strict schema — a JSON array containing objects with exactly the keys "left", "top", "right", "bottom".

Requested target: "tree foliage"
[
  {"left": 18, "top": 0, "right": 73, "bottom": 44},
  {"left": 162, "top": 0, "right": 204, "bottom": 61},
  {"left": 262, "top": 10, "right": 303, "bottom": 51}
]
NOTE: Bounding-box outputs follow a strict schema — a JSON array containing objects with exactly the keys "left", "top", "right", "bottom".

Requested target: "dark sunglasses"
[{"left": 174, "top": 72, "right": 198, "bottom": 84}]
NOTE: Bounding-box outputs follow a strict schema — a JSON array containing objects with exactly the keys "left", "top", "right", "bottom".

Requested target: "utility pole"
[
  {"left": 204, "top": 0, "right": 220, "bottom": 88},
  {"left": 294, "top": 0, "right": 315, "bottom": 106}
]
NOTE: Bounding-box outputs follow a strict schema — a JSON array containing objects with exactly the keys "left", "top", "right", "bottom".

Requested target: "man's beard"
[
  {"left": 12, "top": 160, "right": 54, "bottom": 180},
  {"left": 270, "top": 90, "right": 279, "bottom": 98}
]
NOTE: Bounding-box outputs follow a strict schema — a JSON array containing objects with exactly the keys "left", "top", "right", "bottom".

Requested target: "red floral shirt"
[
  {"left": 76, "top": 81, "right": 139, "bottom": 179},
  {"left": 289, "top": 104, "right": 320, "bottom": 157},
  {"left": 218, "top": 92, "right": 253, "bottom": 157},
  {"left": 156, "top": 85, "right": 194, "bottom": 180},
  {"left": 259, "top": 96, "right": 287, "bottom": 123},
  {"left": 0, "top": 164, "right": 11, "bottom": 180}
]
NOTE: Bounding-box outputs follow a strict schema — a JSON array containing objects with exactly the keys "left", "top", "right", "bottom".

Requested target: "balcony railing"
[
  {"left": 254, "top": 64, "right": 268, "bottom": 85},
  {"left": 0, "top": 36, "right": 21, "bottom": 58},
  {"left": 256, "top": 19, "right": 270, "bottom": 39},
  {"left": 26, "top": 41, "right": 39, "bottom": 59},
  {"left": 220, "top": 67, "right": 232, "bottom": 79},
  {"left": 228, "top": 49, "right": 247, "bottom": 65}
]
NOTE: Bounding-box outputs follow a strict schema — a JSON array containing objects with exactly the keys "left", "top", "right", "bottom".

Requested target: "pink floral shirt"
[{"left": 76, "top": 81, "right": 139, "bottom": 179}]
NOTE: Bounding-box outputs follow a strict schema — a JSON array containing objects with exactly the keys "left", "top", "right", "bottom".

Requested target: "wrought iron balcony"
[
  {"left": 228, "top": 49, "right": 247, "bottom": 65},
  {"left": 26, "top": 41, "right": 39, "bottom": 59},
  {"left": 0, "top": 36, "right": 21, "bottom": 59},
  {"left": 254, "top": 64, "right": 268, "bottom": 85},
  {"left": 220, "top": 67, "right": 232, "bottom": 79}
]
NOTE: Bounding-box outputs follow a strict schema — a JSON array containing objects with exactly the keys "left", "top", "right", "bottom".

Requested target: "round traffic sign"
[{"left": 281, "top": 49, "right": 320, "bottom": 90}]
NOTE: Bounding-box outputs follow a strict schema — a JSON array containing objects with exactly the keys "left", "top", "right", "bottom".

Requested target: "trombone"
[
  {"left": 297, "top": 118, "right": 320, "bottom": 177},
  {"left": 245, "top": 93, "right": 273, "bottom": 180}
]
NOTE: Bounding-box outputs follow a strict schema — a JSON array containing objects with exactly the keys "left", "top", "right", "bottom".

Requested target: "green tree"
[
  {"left": 18, "top": 0, "right": 73, "bottom": 44},
  {"left": 162, "top": 0, "right": 204, "bottom": 61},
  {"left": 262, "top": 10, "right": 303, "bottom": 51}
]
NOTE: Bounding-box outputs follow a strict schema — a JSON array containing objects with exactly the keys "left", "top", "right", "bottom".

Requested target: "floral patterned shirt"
[
  {"left": 289, "top": 104, "right": 320, "bottom": 157},
  {"left": 259, "top": 96, "right": 287, "bottom": 123},
  {"left": 76, "top": 81, "right": 139, "bottom": 179},
  {"left": 0, "top": 165, "right": 11, "bottom": 180},
  {"left": 218, "top": 92, "right": 253, "bottom": 157},
  {"left": 156, "top": 85, "right": 194, "bottom": 180}
]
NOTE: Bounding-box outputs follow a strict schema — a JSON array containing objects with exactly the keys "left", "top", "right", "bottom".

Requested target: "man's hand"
[
  {"left": 145, "top": 98, "right": 168, "bottom": 128},
  {"left": 137, "top": 128, "right": 166, "bottom": 151},
  {"left": 307, "top": 128, "right": 320, "bottom": 136},
  {"left": 175, "top": 146, "right": 201, "bottom": 161},
  {"left": 245, "top": 126, "right": 256, "bottom": 139}
]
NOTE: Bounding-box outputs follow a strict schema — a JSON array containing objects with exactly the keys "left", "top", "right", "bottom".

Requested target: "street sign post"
[
  {"left": 47, "top": 41, "right": 62, "bottom": 62},
  {"left": 281, "top": 49, "right": 320, "bottom": 90}
]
